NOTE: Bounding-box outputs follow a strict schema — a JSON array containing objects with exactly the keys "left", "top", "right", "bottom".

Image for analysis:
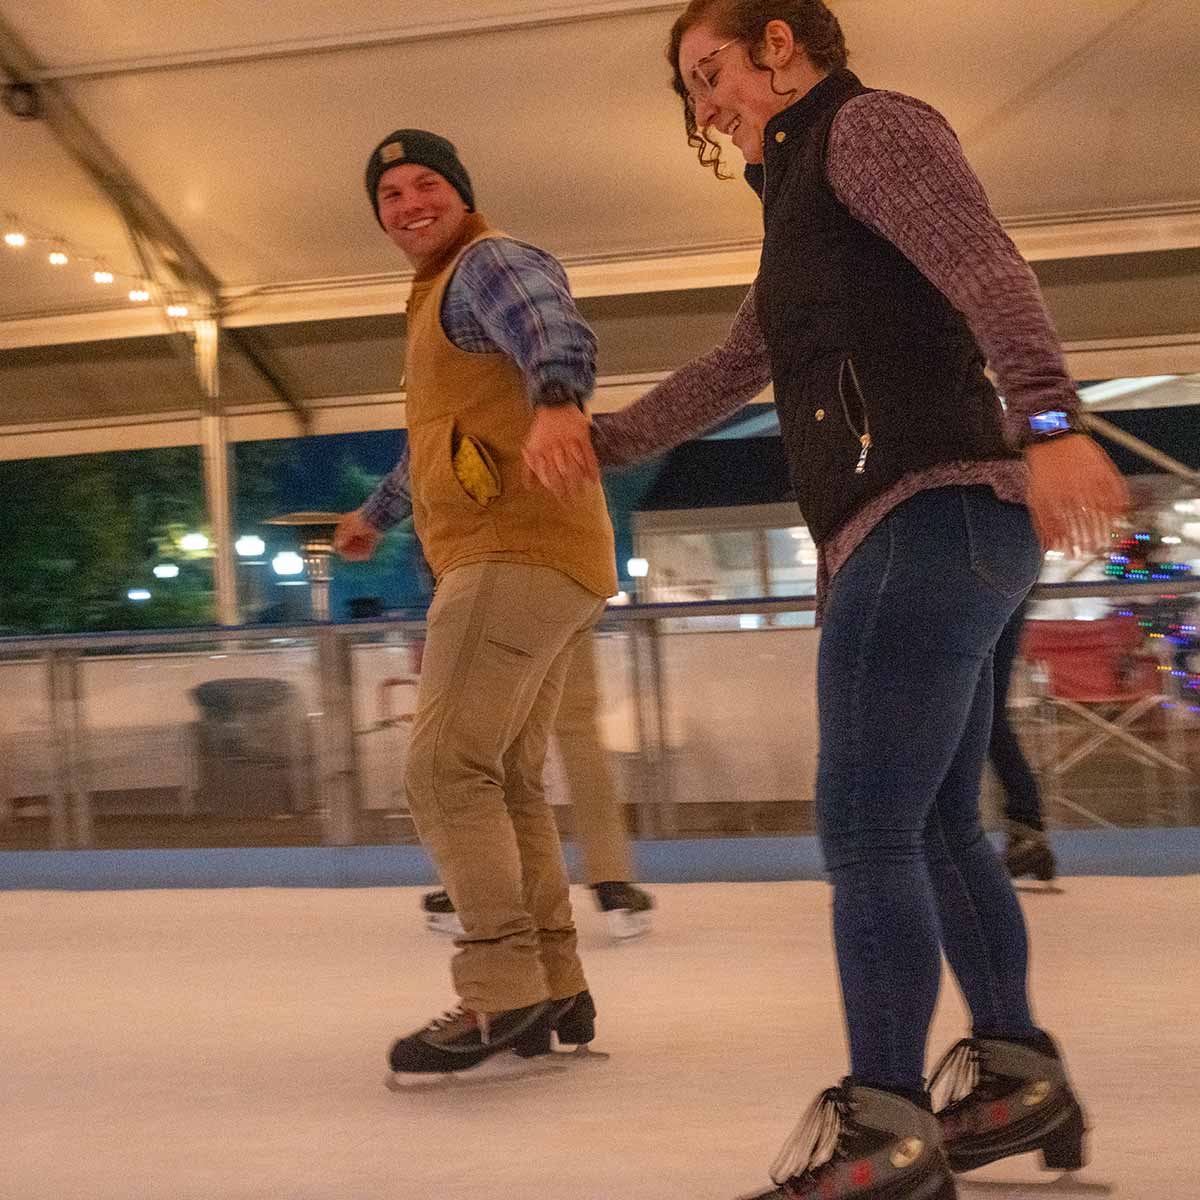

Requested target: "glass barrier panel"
[
  {"left": 4, "top": 578, "right": 1196, "bottom": 858},
  {"left": 643, "top": 586, "right": 1199, "bottom": 839},
  {"left": 635, "top": 528, "right": 765, "bottom": 631},
  {"left": 350, "top": 628, "right": 425, "bottom": 844},
  {"left": 0, "top": 655, "right": 56, "bottom": 850},
  {"left": 75, "top": 639, "right": 321, "bottom": 848},
  {"left": 651, "top": 624, "right": 820, "bottom": 835}
]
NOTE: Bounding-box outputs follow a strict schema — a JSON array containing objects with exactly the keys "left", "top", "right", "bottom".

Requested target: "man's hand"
[
  {"left": 521, "top": 404, "right": 600, "bottom": 499},
  {"left": 1024, "top": 434, "right": 1130, "bottom": 556},
  {"left": 333, "top": 508, "right": 383, "bottom": 561}
]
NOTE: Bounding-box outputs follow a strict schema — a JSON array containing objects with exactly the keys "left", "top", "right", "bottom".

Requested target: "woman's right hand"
[{"left": 1023, "top": 433, "right": 1130, "bottom": 556}]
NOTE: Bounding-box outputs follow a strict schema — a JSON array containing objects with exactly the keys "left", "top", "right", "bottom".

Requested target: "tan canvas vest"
[{"left": 404, "top": 222, "right": 617, "bottom": 598}]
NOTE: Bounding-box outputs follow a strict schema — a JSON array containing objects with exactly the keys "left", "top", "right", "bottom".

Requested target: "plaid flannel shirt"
[{"left": 362, "top": 236, "right": 596, "bottom": 531}]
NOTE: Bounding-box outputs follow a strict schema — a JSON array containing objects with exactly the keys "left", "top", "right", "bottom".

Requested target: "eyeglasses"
[{"left": 684, "top": 39, "right": 738, "bottom": 112}]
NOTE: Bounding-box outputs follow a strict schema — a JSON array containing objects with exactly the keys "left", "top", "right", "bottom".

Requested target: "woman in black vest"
[{"left": 526, "top": 3, "right": 1128, "bottom": 1198}]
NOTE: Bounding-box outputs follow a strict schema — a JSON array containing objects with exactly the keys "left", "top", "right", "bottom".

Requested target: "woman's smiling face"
[{"left": 677, "top": 22, "right": 790, "bottom": 165}]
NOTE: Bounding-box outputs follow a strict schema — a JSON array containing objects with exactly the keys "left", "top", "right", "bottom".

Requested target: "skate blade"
[
  {"left": 425, "top": 913, "right": 464, "bottom": 936},
  {"left": 384, "top": 1052, "right": 567, "bottom": 1093},
  {"left": 606, "top": 909, "right": 652, "bottom": 941},
  {"left": 551, "top": 1044, "right": 609, "bottom": 1062},
  {"left": 959, "top": 1175, "right": 1113, "bottom": 1196},
  {"left": 516, "top": 1043, "right": 610, "bottom": 1065},
  {"left": 1013, "top": 882, "right": 1065, "bottom": 896}
]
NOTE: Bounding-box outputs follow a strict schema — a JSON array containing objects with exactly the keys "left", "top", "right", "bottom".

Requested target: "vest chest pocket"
[
  {"left": 412, "top": 418, "right": 503, "bottom": 512},
  {"left": 792, "top": 354, "right": 873, "bottom": 478},
  {"left": 452, "top": 433, "right": 502, "bottom": 506},
  {"left": 837, "top": 357, "right": 873, "bottom": 475}
]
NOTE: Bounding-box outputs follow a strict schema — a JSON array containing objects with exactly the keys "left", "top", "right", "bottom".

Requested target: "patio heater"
[{"left": 264, "top": 511, "right": 345, "bottom": 621}]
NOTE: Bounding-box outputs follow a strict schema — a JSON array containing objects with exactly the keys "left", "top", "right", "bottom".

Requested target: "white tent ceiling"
[{"left": 1, "top": 0, "right": 1199, "bottom": 451}]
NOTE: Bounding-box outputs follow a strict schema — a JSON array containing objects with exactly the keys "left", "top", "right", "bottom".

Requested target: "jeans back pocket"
[{"left": 961, "top": 488, "right": 1040, "bottom": 599}]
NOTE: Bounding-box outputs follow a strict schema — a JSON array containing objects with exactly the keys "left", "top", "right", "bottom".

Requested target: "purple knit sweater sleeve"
[
  {"left": 590, "top": 286, "right": 772, "bottom": 466},
  {"left": 592, "top": 90, "right": 1074, "bottom": 471},
  {"left": 827, "top": 91, "right": 1079, "bottom": 445}
]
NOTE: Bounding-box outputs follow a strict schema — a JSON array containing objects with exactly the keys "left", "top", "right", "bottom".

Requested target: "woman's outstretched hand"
[
  {"left": 1023, "top": 433, "right": 1130, "bottom": 556},
  {"left": 521, "top": 405, "right": 600, "bottom": 499}
]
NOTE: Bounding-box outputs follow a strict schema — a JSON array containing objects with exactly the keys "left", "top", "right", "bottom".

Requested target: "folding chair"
[{"left": 1019, "top": 616, "right": 1193, "bottom": 825}]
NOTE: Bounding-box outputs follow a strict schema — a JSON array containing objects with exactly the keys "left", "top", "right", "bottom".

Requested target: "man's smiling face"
[{"left": 375, "top": 163, "right": 469, "bottom": 269}]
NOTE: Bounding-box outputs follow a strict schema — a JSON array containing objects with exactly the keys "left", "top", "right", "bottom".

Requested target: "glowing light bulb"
[
  {"left": 127, "top": 588, "right": 152, "bottom": 602},
  {"left": 93, "top": 269, "right": 114, "bottom": 284},
  {"left": 49, "top": 250, "right": 69, "bottom": 265},
  {"left": 152, "top": 563, "right": 180, "bottom": 579},
  {"left": 235, "top": 535, "right": 265, "bottom": 557},
  {"left": 166, "top": 304, "right": 188, "bottom": 318},
  {"left": 129, "top": 288, "right": 150, "bottom": 302},
  {"left": 272, "top": 551, "right": 304, "bottom": 576},
  {"left": 179, "top": 532, "right": 209, "bottom": 551},
  {"left": 4, "top": 231, "right": 27, "bottom": 247}
]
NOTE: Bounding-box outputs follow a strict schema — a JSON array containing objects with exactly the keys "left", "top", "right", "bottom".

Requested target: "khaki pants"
[
  {"left": 555, "top": 633, "right": 634, "bottom": 884},
  {"left": 404, "top": 561, "right": 604, "bottom": 1013}
]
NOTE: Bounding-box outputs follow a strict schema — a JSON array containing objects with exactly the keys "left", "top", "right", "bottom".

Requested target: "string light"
[
  {"left": 1, "top": 208, "right": 179, "bottom": 316},
  {"left": 1108, "top": 529, "right": 1200, "bottom": 706}
]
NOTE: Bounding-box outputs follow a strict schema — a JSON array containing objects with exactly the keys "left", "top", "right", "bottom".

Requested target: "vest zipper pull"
[{"left": 855, "top": 433, "right": 871, "bottom": 475}]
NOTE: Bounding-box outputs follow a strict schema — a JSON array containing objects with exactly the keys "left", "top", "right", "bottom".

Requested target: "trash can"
[{"left": 190, "top": 678, "right": 311, "bottom": 815}]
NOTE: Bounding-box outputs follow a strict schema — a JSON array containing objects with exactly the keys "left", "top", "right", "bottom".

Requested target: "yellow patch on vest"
[{"left": 452, "top": 434, "right": 502, "bottom": 505}]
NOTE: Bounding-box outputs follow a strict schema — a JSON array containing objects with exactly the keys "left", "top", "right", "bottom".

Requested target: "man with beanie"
[{"left": 335, "top": 129, "right": 618, "bottom": 1077}]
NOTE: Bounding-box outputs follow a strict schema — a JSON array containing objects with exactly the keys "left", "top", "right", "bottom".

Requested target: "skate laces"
[
  {"left": 424, "top": 1007, "right": 476, "bottom": 1035},
  {"left": 769, "top": 1086, "right": 854, "bottom": 1186},
  {"left": 929, "top": 1038, "right": 984, "bottom": 1109}
]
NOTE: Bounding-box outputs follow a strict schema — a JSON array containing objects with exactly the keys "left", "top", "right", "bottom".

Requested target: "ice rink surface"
[{"left": 4, "top": 878, "right": 1198, "bottom": 1200}]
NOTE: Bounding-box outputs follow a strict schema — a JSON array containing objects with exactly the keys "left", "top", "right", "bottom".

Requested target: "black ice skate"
[
  {"left": 931, "top": 1036, "right": 1086, "bottom": 1174},
  {"left": 735, "top": 1082, "right": 957, "bottom": 1200},
  {"left": 511, "top": 989, "right": 606, "bottom": 1060},
  {"left": 1004, "top": 821, "right": 1057, "bottom": 882},
  {"left": 591, "top": 880, "right": 654, "bottom": 940},
  {"left": 387, "top": 999, "right": 554, "bottom": 1076},
  {"left": 420, "top": 888, "right": 464, "bottom": 936}
]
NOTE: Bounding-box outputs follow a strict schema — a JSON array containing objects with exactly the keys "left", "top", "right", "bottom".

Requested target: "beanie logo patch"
[{"left": 380, "top": 141, "right": 406, "bottom": 163}]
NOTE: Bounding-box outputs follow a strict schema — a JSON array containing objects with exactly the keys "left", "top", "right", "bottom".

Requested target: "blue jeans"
[{"left": 817, "top": 487, "right": 1043, "bottom": 1092}]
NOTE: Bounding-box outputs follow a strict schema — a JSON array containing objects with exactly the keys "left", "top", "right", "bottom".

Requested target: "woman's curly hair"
[{"left": 667, "top": 0, "right": 848, "bottom": 178}]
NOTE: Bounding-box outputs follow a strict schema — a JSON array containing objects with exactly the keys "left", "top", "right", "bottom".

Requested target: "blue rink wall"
[{"left": 1, "top": 828, "right": 1198, "bottom": 890}]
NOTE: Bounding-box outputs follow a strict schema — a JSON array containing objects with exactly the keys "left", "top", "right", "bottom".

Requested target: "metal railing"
[{"left": 1, "top": 579, "right": 1198, "bottom": 851}]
